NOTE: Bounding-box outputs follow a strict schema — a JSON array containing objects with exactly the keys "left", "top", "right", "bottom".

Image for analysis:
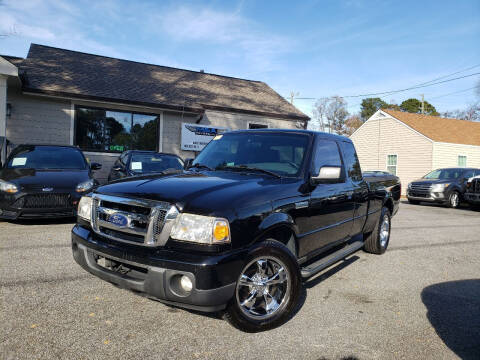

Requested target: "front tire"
[
  {"left": 364, "top": 206, "right": 391, "bottom": 254},
  {"left": 446, "top": 191, "right": 460, "bottom": 208},
  {"left": 408, "top": 198, "right": 420, "bottom": 205},
  {"left": 225, "top": 240, "right": 301, "bottom": 332}
]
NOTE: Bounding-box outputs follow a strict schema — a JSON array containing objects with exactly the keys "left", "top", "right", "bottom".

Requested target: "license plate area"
[{"left": 93, "top": 253, "right": 148, "bottom": 280}]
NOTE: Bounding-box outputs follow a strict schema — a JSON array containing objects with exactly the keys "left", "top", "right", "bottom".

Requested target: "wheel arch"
[
  {"left": 254, "top": 212, "right": 299, "bottom": 258},
  {"left": 383, "top": 196, "right": 394, "bottom": 215}
]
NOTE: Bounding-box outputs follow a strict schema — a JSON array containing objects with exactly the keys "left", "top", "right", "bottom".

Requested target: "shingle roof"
[
  {"left": 382, "top": 109, "right": 480, "bottom": 146},
  {"left": 6, "top": 44, "right": 308, "bottom": 121}
]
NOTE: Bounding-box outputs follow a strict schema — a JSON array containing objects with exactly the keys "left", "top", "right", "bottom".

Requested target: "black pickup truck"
[{"left": 72, "top": 130, "right": 400, "bottom": 332}]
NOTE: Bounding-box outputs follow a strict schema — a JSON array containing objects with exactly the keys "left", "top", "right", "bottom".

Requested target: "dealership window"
[
  {"left": 458, "top": 155, "right": 467, "bottom": 167},
  {"left": 75, "top": 106, "right": 158, "bottom": 152},
  {"left": 387, "top": 154, "right": 397, "bottom": 175}
]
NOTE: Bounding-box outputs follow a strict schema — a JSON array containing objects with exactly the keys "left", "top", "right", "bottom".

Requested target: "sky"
[{"left": 1, "top": 0, "right": 479, "bottom": 119}]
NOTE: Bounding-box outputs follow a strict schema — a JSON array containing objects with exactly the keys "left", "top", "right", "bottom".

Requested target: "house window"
[
  {"left": 75, "top": 106, "right": 158, "bottom": 152},
  {"left": 458, "top": 155, "right": 467, "bottom": 167},
  {"left": 249, "top": 123, "right": 268, "bottom": 129},
  {"left": 387, "top": 154, "right": 397, "bottom": 175}
]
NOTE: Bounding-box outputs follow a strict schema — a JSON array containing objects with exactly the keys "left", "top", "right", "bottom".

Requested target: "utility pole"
[
  {"left": 421, "top": 94, "right": 425, "bottom": 114},
  {"left": 289, "top": 91, "right": 299, "bottom": 105}
]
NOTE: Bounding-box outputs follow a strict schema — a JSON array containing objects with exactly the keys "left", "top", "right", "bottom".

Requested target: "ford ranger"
[{"left": 72, "top": 129, "right": 400, "bottom": 332}]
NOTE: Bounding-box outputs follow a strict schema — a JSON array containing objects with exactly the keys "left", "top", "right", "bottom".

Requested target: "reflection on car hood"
[
  {"left": 0, "top": 168, "right": 91, "bottom": 189},
  {"left": 96, "top": 170, "right": 303, "bottom": 215}
]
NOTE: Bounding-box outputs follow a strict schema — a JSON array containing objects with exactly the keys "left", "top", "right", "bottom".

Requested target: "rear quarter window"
[{"left": 340, "top": 141, "right": 362, "bottom": 181}]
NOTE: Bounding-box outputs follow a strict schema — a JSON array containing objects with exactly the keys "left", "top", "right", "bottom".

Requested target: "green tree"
[
  {"left": 400, "top": 98, "right": 439, "bottom": 116},
  {"left": 360, "top": 97, "right": 388, "bottom": 121}
]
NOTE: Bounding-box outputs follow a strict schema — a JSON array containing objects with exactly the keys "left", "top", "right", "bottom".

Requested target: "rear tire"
[
  {"left": 364, "top": 206, "right": 391, "bottom": 255},
  {"left": 225, "top": 240, "right": 301, "bottom": 332}
]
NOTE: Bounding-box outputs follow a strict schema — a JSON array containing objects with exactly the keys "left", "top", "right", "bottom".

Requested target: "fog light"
[{"left": 180, "top": 275, "right": 193, "bottom": 292}]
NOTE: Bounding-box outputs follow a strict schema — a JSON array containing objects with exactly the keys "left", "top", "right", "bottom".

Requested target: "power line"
[
  {"left": 428, "top": 86, "right": 478, "bottom": 100},
  {"left": 285, "top": 63, "right": 480, "bottom": 102},
  {"left": 410, "top": 64, "right": 480, "bottom": 87},
  {"left": 341, "top": 72, "right": 480, "bottom": 98}
]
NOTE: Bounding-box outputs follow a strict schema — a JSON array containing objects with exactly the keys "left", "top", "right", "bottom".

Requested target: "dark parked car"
[
  {"left": 72, "top": 130, "right": 400, "bottom": 332},
  {"left": 407, "top": 168, "right": 480, "bottom": 208},
  {"left": 0, "top": 145, "right": 101, "bottom": 219},
  {"left": 464, "top": 175, "right": 480, "bottom": 207},
  {"left": 107, "top": 151, "right": 184, "bottom": 182}
]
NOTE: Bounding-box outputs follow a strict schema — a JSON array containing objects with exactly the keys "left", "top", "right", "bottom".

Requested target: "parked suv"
[
  {"left": 72, "top": 130, "right": 400, "bottom": 331},
  {"left": 0, "top": 145, "right": 101, "bottom": 219},
  {"left": 407, "top": 168, "right": 480, "bottom": 208},
  {"left": 108, "top": 151, "right": 184, "bottom": 182}
]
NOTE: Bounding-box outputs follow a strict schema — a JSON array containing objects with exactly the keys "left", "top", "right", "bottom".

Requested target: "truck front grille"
[
  {"left": 91, "top": 194, "right": 178, "bottom": 247},
  {"left": 471, "top": 179, "right": 480, "bottom": 194}
]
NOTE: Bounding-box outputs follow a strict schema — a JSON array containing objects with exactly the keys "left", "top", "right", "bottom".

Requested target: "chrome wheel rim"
[
  {"left": 236, "top": 257, "right": 290, "bottom": 320},
  {"left": 451, "top": 193, "right": 459, "bottom": 207},
  {"left": 379, "top": 214, "right": 390, "bottom": 247}
]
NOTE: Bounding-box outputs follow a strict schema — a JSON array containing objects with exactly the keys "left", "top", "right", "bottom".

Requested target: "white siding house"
[{"left": 351, "top": 109, "right": 480, "bottom": 194}]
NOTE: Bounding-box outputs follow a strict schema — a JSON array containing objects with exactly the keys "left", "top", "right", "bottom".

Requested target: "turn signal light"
[{"left": 213, "top": 220, "right": 229, "bottom": 242}]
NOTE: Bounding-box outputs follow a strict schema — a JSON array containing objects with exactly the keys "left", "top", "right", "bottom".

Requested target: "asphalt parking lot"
[{"left": 1, "top": 202, "right": 479, "bottom": 360}]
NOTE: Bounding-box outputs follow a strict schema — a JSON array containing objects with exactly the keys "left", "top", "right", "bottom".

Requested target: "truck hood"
[
  {"left": 0, "top": 168, "right": 91, "bottom": 190},
  {"left": 96, "top": 170, "right": 303, "bottom": 215}
]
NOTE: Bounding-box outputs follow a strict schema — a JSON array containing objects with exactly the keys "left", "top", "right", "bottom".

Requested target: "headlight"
[
  {"left": 76, "top": 179, "right": 95, "bottom": 193},
  {"left": 0, "top": 179, "right": 18, "bottom": 193},
  {"left": 431, "top": 183, "right": 449, "bottom": 192},
  {"left": 78, "top": 196, "right": 93, "bottom": 221},
  {"left": 407, "top": 183, "right": 412, "bottom": 189},
  {"left": 170, "top": 213, "right": 230, "bottom": 244}
]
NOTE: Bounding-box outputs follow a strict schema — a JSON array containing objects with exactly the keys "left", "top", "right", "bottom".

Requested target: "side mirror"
[
  {"left": 311, "top": 166, "right": 342, "bottom": 183},
  {"left": 90, "top": 162, "right": 102, "bottom": 171},
  {"left": 184, "top": 158, "right": 193, "bottom": 169}
]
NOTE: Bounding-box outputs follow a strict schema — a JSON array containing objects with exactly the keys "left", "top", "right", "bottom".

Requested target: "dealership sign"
[{"left": 181, "top": 123, "right": 228, "bottom": 151}]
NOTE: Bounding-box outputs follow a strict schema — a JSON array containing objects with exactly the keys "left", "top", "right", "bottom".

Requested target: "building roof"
[
  {"left": 382, "top": 109, "right": 480, "bottom": 146},
  {"left": 2, "top": 44, "right": 309, "bottom": 121}
]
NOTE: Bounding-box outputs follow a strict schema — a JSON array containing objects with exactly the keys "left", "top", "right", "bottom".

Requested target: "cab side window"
[
  {"left": 340, "top": 141, "right": 363, "bottom": 182},
  {"left": 312, "top": 140, "right": 343, "bottom": 176}
]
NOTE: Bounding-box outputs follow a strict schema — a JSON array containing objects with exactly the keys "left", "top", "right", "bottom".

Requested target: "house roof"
[
  {"left": 382, "top": 109, "right": 480, "bottom": 146},
  {"left": 3, "top": 44, "right": 309, "bottom": 121}
]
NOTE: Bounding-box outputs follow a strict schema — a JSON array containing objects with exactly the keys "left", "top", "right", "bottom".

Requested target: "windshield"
[
  {"left": 192, "top": 132, "right": 310, "bottom": 177},
  {"left": 7, "top": 146, "right": 88, "bottom": 170},
  {"left": 130, "top": 153, "right": 183, "bottom": 173},
  {"left": 423, "top": 169, "right": 465, "bottom": 180}
]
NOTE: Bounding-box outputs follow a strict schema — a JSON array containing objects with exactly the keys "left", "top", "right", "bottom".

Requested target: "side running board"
[{"left": 300, "top": 240, "right": 364, "bottom": 279}]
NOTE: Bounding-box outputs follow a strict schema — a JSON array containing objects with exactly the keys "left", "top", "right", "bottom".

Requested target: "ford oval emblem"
[
  {"left": 108, "top": 213, "right": 128, "bottom": 227},
  {"left": 42, "top": 187, "right": 54, "bottom": 192}
]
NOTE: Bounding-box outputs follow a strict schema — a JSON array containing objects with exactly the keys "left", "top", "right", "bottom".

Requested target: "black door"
[{"left": 298, "top": 139, "right": 355, "bottom": 257}]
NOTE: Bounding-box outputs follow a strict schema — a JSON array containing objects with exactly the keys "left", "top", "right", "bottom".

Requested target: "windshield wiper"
[
  {"left": 219, "top": 165, "right": 282, "bottom": 179},
  {"left": 188, "top": 163, "right": 214, "bottom": 171}
]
